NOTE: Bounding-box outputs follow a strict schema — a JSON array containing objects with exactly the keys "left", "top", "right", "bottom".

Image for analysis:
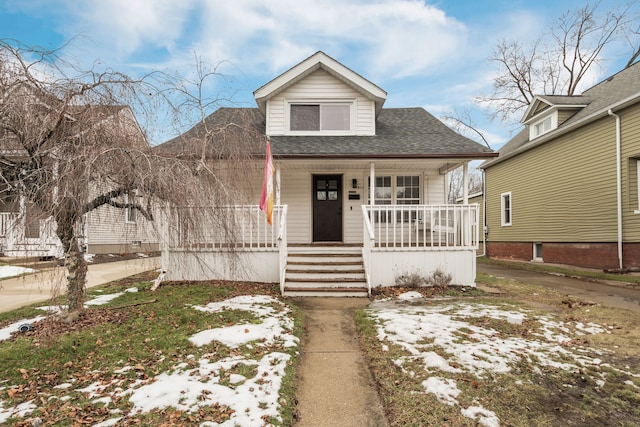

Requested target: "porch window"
[
  {"left": 290, "top": 103, "right": 351, "bottom": 131},
  {"left": 368, "top": 175, "right": 421, "bottom": 222},
  {"left": 373, "top": 176, "right": 392, "bottom": 222},
  {"left": 396, "top": 176, "right": 420, "bottom": 221},
  {"left": 501, "top": 192, "right": 512, "bottom": 226}
]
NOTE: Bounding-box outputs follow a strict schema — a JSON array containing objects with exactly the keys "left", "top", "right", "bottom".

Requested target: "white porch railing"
[
  {"left": 362, "top": 204, "right": 479, "bottom": 249},
  {"left": 0, "top": 213, "right": 17, "bottom": 237},
  {"left": 277, "top": 205, "right": 288, "bottom": 295},
  {"left": 362, "top": 206, "right": 375, "bottom": 297},
  {"left": 169, "top": 205, "right": 287, "bottom": 250}
]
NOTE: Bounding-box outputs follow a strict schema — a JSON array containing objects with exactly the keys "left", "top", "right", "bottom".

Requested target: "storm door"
[{"left": 312, "top": 175, "right": 342, "bottom": 242}]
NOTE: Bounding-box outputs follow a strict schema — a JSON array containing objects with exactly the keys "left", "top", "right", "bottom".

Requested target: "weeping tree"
[{"left": 0, "top": 40, "right": 256, "bottom": 317}]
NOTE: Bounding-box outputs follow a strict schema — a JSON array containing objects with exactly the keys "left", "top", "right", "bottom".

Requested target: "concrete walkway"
[
  {"left": 293, "top": 297, "right": 388, "bottom": 427},
  {"left": 0, "top": 257, "right": 160, "bottom": 313}
]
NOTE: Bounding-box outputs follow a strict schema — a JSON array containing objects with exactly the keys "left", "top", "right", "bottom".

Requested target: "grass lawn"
[
  {"left": 0, "top": 272, "right": 302, "bottom": 426},
  {"left": 358, "top": 273, "right": 640, "bottom": 426},
  {"left": 3, "top": 262, "right": 640, "bottom": 426}
]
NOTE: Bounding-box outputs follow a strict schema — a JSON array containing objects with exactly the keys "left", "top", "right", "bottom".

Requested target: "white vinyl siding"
[
  {"left": 265, "top": 69, "right": 375, "bottom": 136},
  {"left": 85, "top": 203, "right": 158, "bottom": 251}
]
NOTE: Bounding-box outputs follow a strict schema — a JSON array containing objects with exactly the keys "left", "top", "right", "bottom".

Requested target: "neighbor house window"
[
  {"left": 636, "top": 158, "right": 640, "bottom": 210},
  {"left": 125, "top": 194, "right": 136, "bottom": 224},
  {"left": 534, "top": 243, "right": 543, "bottom": 261},
  {"left": 290, "top": 103, "right": 351, "bottom": 131},
  {"left": 501, "top": 192, "right": 512, "bottom": 226}
]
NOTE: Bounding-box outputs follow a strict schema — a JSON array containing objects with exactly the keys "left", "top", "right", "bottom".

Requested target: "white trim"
[{"left": 500, "top": 192, "right": 512, "bottom": 226}]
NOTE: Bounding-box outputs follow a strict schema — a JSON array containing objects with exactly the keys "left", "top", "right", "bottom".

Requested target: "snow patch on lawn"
[
  {"left": 0, "top": 294, "right": 298, "bottom": 425},
  {"left": 189, "top": 295, "right": 298, "bottom": 349},
  {"left": 368, "top": 300, "right": 613, "bottom": 426},
  {"left": 0, "top": 317, "right": 46, "bottom": 342}
]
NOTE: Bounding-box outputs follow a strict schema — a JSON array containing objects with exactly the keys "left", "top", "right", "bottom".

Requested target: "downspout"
[
  {"left": 477, "top": 168, "right": 487, "bottom": 258},
  {"left": 608, "top": 109, "right": 623, "bottom": 270}
]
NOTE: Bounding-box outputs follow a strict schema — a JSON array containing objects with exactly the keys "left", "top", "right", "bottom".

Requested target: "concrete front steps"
[{"left": 283, "top": 244, "right": 369, "bottom": 297}]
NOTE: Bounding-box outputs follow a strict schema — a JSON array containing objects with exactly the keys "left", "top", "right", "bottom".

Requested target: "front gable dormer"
[
  {"left": 522, "top": 95, "right": 589, "bottom": 140},
  {"left": 253, "top": 51, "right": 387, "bottom": 137}
]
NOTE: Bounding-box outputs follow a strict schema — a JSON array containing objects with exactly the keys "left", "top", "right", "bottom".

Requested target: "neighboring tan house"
[
  {"left": 481, "top": 61, "right": 640, "bottom": 270},
  {"left": 0, "top": 89, "right": 159, "bottom": 258},
  {"left": 156, "top": 51, "right": 496, "bottom": 296}
]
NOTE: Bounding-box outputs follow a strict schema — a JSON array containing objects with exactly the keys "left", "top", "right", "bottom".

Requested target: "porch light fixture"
[{"left": 352, "top": 178, "right": 358, "bottom": 189}]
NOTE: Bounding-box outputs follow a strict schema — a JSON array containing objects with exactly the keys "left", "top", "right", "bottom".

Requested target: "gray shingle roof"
[
  {"left": 155, "top": 107, "right": 495, "bottom": 159},
  {"left": 154, "top": 108, "right": 266, "bottom": 158},
  {"left": 536, "top": 95, "right": 591, "bottom": 106}
]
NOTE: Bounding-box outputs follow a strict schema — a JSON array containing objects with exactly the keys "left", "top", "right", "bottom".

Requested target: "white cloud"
[{"left": 56, "top": 0, "right": 469, "bottom": 81}]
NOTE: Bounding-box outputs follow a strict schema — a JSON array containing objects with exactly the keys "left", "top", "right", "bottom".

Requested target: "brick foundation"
[{"left": 487, "top": 241, "right": 640, "bottom": 270}]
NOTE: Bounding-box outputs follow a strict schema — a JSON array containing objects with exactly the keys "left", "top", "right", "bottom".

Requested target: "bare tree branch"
[{"left": 479, "top": 1, "right": 638, "bottom": 122}]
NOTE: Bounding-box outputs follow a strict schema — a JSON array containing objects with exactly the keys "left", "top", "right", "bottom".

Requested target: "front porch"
[{"left": 161, "top": 203, "right": 479, "bottom": 296}]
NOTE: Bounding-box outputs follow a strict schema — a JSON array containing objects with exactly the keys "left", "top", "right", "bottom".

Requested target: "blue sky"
[{"left": 1, "top": 0, "right": 637, "bottom": 147}]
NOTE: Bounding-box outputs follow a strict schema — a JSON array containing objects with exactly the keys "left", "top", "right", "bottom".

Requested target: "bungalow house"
[
  {"left": 481, "top": 61, "right": 640, "bottom": 270},
  {"left": 0, "top": 84, "right": 159, "bottom": 258},
  {"left": 156, "top": 51, "right": 496, "bottom": 296}
]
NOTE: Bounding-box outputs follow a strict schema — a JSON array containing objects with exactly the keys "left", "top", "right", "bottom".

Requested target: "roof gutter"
[
  {"left": 273, "top": 152, "right": 499, "bottom": 160},
  {"left": 608, "top": 109, "right": 623, "bottom": 270}
]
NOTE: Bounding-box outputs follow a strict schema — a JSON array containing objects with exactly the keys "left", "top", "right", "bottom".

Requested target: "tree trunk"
[
  {"left": 65, "top": 236, "right": 87, "bottom": 313},
  {"left": 56, "top": 215, "right": 87, "bottom": 314}
]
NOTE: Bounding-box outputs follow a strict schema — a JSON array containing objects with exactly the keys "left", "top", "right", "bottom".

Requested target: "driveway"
[
  {"left": 0, "top": 257, "right": 160, "bottom": 313},
  {"left": 477, "top": 262, "right": 640, "bottom": 313}
]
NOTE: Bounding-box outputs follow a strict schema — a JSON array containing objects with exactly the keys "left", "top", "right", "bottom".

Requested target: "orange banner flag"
[{"left": 259, "top": 138, "right": 274, "bottom": 225}]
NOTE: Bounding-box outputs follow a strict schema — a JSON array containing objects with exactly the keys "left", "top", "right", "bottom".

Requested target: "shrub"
[
  {"left": 394, "top": 271, "right": 427, "bottom": 288},
  {"left": 426, "top": 268, "right": 452, "bottom": 287}
]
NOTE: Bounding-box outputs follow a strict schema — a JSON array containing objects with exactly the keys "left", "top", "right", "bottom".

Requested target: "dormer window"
[
  {"left": 534, "top": 116, "right": 552, "bottom": 137},
  {"left": 288, "top": 102, "right": 353, "bottom": 133},
  {"left": 529, "top": 113, "right": 558, "bottom": 140}
]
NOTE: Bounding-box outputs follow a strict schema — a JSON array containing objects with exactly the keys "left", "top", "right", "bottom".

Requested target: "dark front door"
[{"left": 313, "top": 175, "right": 342, "bottom": 242}]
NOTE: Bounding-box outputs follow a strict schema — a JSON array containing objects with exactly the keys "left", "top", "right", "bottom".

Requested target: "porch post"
[
  {"left": 369, "top": 162, "right": 375, "bottom": 205},
  {"left": 275, "top": 164, "right": 281, "bottom": 205},
  {"left": 462, "top": 161, "right": 469, "bottom": 204}
]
